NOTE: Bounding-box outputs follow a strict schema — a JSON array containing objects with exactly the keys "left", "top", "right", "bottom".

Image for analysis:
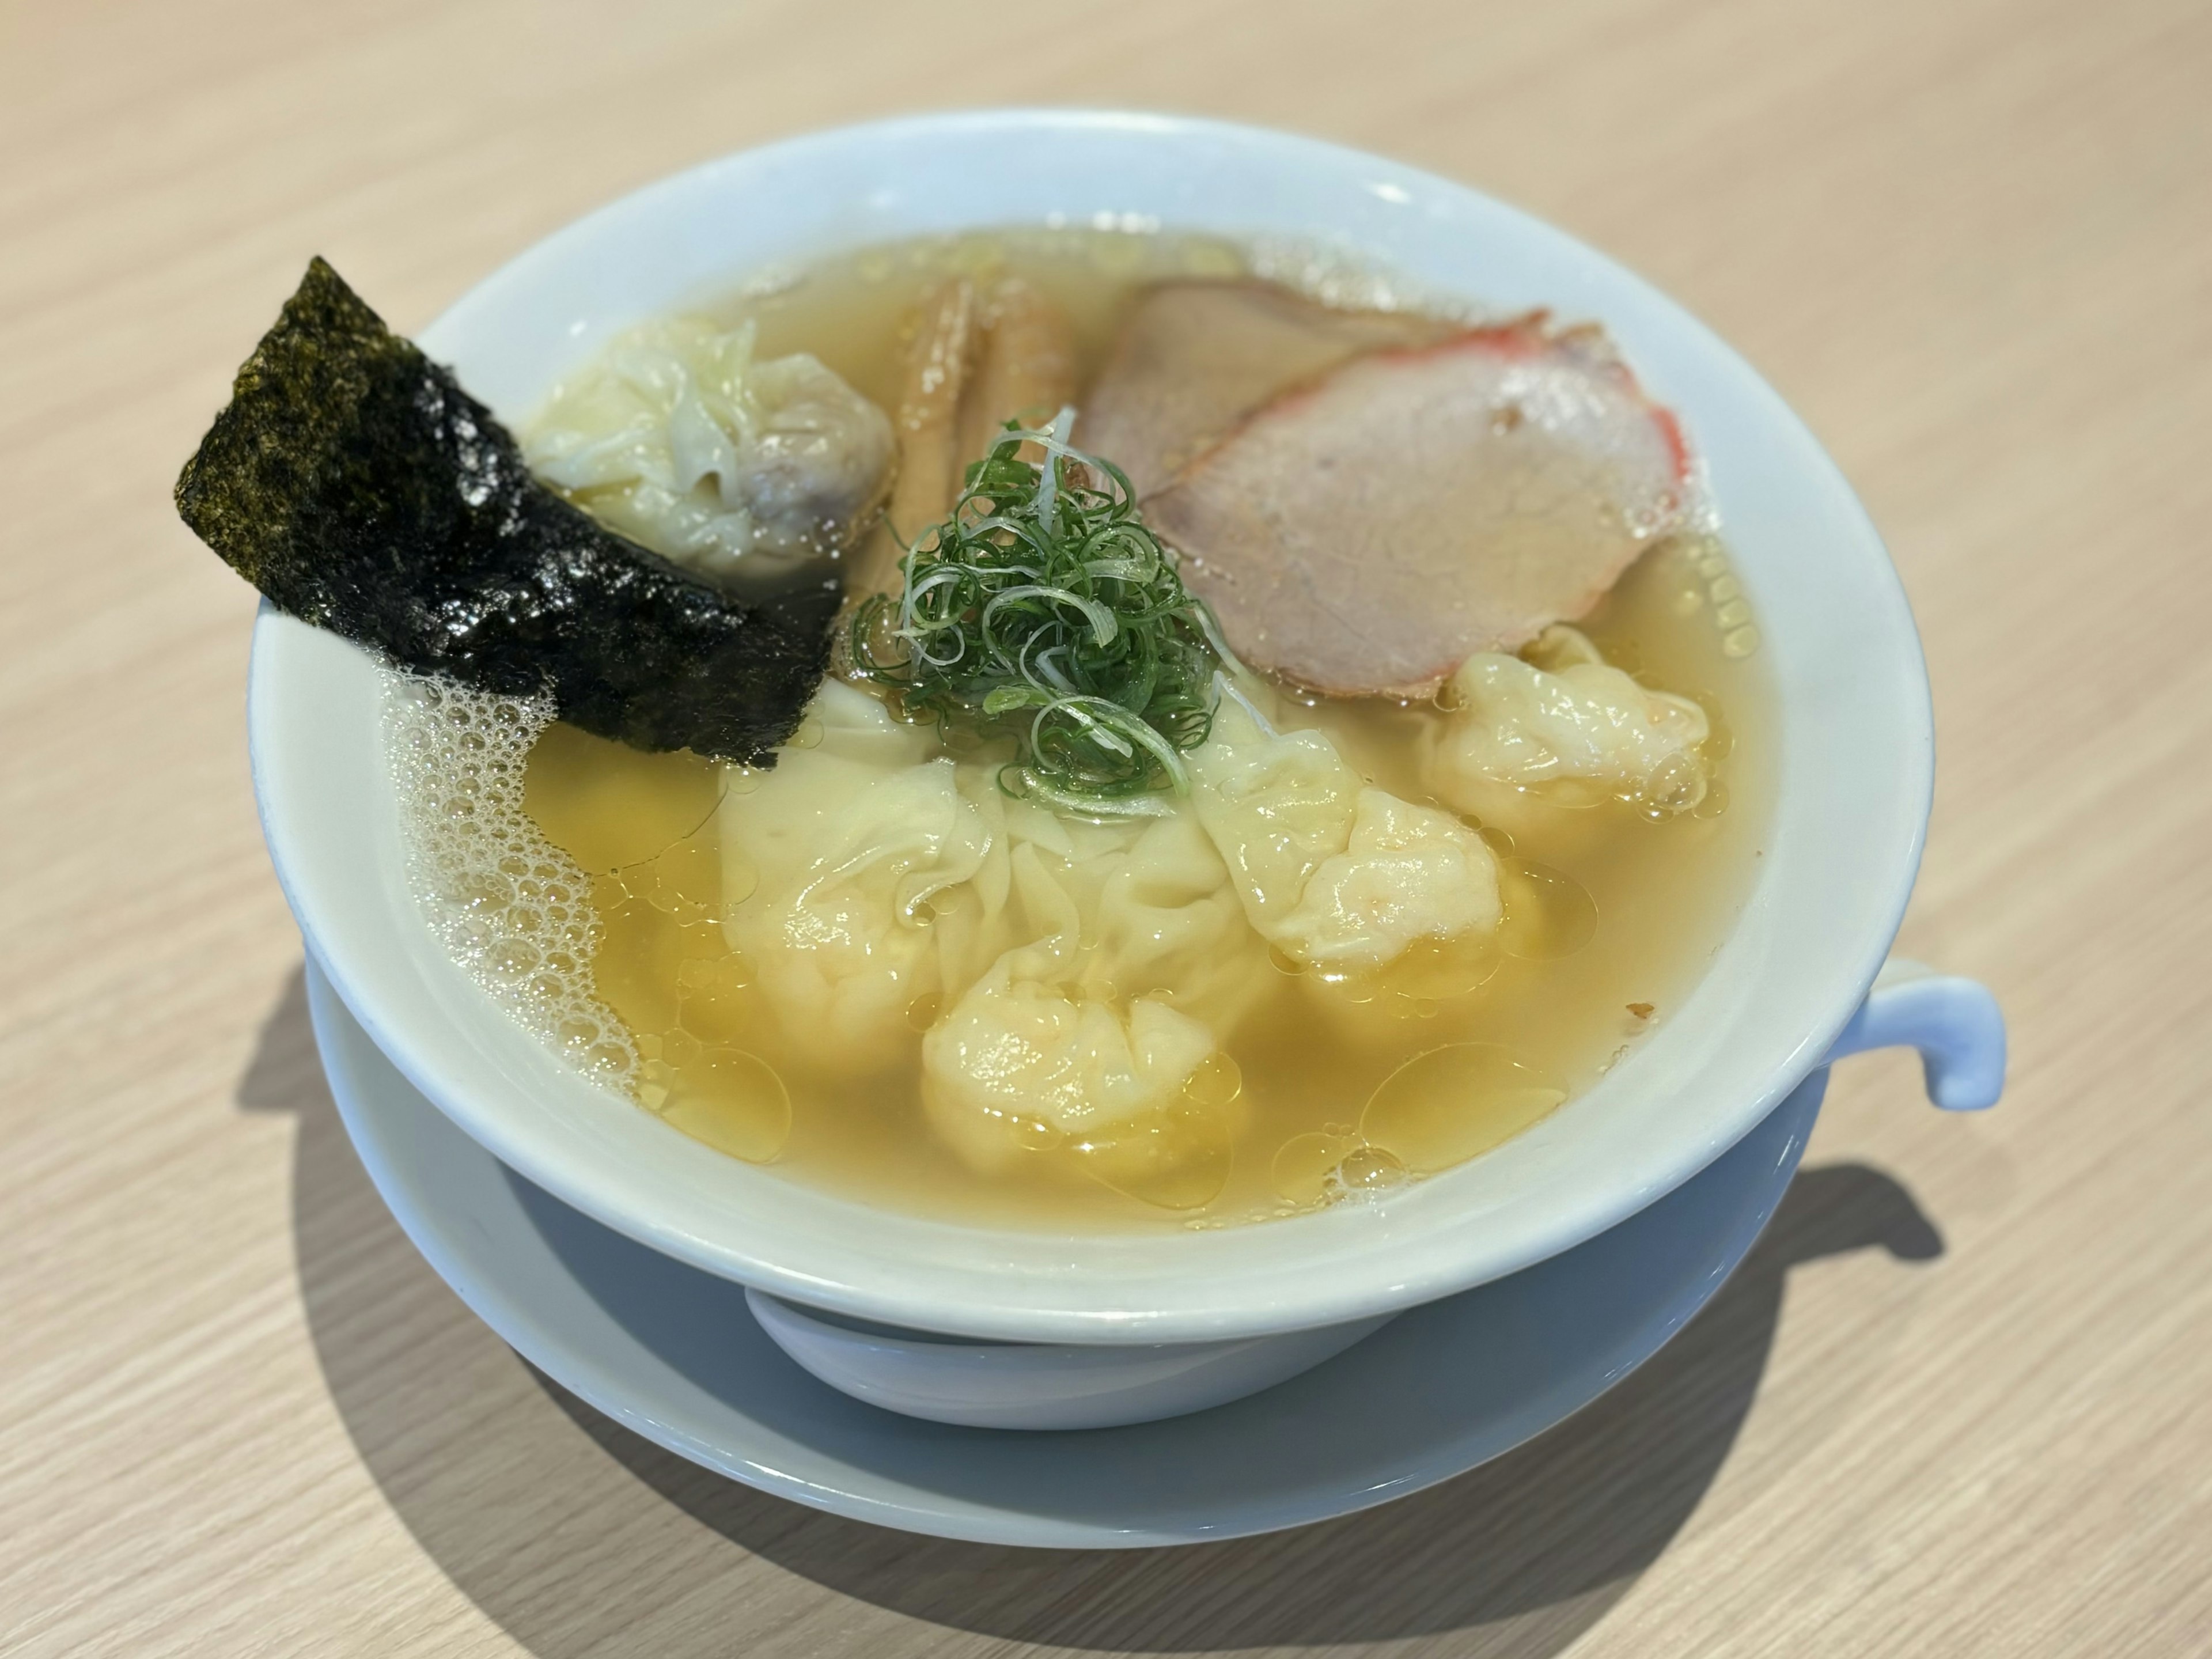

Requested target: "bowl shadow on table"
[{"left": 241, "top": 965, "right": 1942, "bottom": 1658}]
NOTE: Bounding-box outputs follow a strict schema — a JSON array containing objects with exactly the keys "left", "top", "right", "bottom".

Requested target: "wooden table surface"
[{"left": 5, "top": 1, "right": 2210, "bottom": 1653}]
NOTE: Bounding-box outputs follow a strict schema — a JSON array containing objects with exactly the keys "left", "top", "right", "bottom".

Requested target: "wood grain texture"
[{"left": 2, "top": 1, "right": 2208, "bottom": 1653}]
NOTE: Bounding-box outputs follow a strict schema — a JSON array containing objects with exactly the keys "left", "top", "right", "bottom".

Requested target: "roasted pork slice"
[
  {"left": 1147, "top": 319, "right": 1692, "bottom": 699},
  {"left": 1077, "top": 279, "right": 1452, "bottom": 498}
]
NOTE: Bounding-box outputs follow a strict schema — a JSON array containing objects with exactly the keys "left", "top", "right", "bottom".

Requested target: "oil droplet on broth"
[
  {"left": 1643, "top": 751, "right": 1708, "bottom": 816},
  {"left": 1359, "top": 1044, "right": 1568, "bottom": 1173},
  {"left": 675, "top": 953, "right": 755, "bottom": 1044},
  {"left": 1074, "top": 1101, "right": 1231, "bottom": 1211},
  {"left": 1272, "top": 1131, "right": 1356, "bottom": 1205},
  {"left": 1376, "top": 934, "right": 1501, "bottom": 1002},
  {"left": 1308, "top": 964, "right": 1378, "bottom": 1005},
  {"left": 656, "top": 1046, "right": 792, "bottom": 1164},
  {"left": 1333, "top": 1144, "right": 1407, "bottom": 1191},
  {"left": 1183, "top": 1052, "right": 1243, "bottom": 1109},
  {"left": 590, "top": 874, "right": 724, "bottom": 1036},
  {"left": 1497, "top": 860, "right": 1599, "bottom": 960},
  {"left": 523, "top": 721, "right": 722, "bottom": 872},
  {"left": 642, "top": 827, "right": 720, "bottom": 920}
]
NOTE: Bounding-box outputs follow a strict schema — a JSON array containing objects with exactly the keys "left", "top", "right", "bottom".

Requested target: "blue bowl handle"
[{"left": 1821, "top": 961, "right": 2006, "bottom": 1111}]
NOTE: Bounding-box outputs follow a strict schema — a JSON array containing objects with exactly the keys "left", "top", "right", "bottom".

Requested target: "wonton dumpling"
[
  {"left": 921, "top": 802, "right": 1267, "bottom": 1175},
  {"left": 1190, "top": 686, "right": 1501, "bottom": 973},
  {"left": 922, "top": 966, "right": 1218, "bottom": 1172},
  {"left": 1186, "top": 688, "right": 1362, "bottom": 933},
  {"left": 1275, "top": 789, "right": 1502, "bottom": 973},
  {"left": 1422, "top": 626, "right": 1710, "bottom": 830},
  {"left": 525, "top": 317, "right": 893, "bottom": 582},
  {"left": 722, "top": 683, "right": 1268, "bottom": 1088},
  {"left": 997, "top": 809, "right": 1262, "bottom": 1025},
  {"left": 719, "top": 681, "right": 1008, "bottom": 1075}
]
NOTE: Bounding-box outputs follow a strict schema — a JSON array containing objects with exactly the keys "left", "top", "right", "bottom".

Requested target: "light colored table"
[{"left": 4, "top": 2, "right": 2209, "bottom": 1653}]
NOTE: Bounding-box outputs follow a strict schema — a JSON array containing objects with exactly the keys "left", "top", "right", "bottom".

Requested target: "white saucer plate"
[{"left": 305, "top": 957, "right": 1825, "bottom": 1548}]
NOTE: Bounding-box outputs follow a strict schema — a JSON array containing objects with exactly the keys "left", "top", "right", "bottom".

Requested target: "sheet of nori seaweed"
[{"left": 175, "top": 258, "right": 836, "bottom": 763}]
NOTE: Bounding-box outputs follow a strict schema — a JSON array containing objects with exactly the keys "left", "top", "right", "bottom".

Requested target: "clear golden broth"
[{"left": 518, "top": 229, "right": 1777, "bottom": 1231}]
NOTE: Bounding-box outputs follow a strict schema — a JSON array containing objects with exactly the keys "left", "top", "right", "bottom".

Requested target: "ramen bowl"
[{"left": 249, "top": 112, "right": 1999, "bottom": 1426}]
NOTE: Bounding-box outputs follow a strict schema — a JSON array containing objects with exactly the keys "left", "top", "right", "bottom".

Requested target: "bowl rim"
[{"left": 248, "top": 107, "right": 1930, "bottom": 1343}]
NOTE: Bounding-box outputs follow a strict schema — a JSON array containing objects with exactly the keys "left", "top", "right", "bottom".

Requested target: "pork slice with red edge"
[
  {"left": 1077, "top": 279, "right": 1453, "bottom": 499},
  {"left": 1148, "top": 317, "right": 1693, "bottom": 699}
]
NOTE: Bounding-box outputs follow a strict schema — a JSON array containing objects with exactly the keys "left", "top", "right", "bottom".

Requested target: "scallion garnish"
[{"left": 847, "top": 412, "right": 1230, "bottom": 814}]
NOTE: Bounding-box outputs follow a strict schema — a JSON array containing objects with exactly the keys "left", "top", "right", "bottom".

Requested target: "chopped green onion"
[{"left": 847, "top": 416, "right": 1224, "bottom": 810}]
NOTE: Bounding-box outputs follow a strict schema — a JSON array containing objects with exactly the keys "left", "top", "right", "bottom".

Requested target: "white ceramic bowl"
[{"left": 250, "top": 109, "right": 1934, "bottom": 1347}]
